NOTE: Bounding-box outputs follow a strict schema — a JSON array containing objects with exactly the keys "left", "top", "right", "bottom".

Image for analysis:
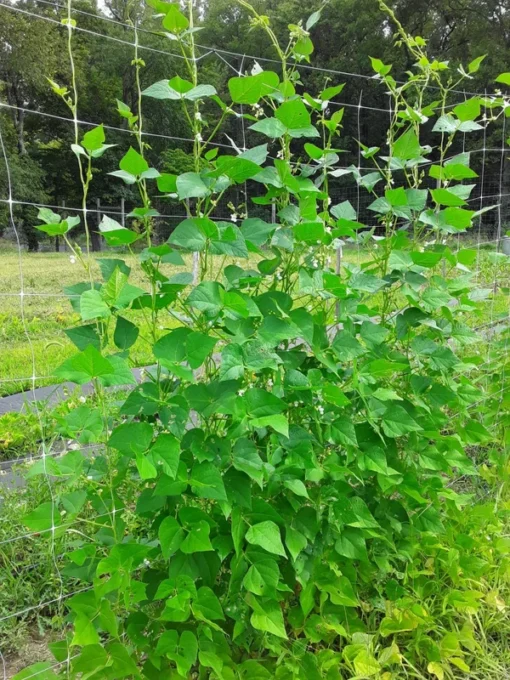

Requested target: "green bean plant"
[{"left": 18, "top": 1, "right": 510, "bottom": 679}]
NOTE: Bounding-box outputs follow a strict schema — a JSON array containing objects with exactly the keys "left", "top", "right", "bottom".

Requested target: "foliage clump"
[{"left": 16, "top": 1, "right": 510, "bottom": 679}]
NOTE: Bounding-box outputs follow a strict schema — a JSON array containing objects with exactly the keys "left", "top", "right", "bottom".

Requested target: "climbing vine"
[{"left": 20, "top": 2, "right": 510, "bottom": 679}]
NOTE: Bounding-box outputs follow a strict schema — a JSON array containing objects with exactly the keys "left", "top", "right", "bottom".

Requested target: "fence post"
[{"left": 121, "top": 197, "right": 125, "bottom": 227}]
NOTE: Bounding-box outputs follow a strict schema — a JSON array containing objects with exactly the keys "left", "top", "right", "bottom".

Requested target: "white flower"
[
  {"left": 238, "top": 389, "right": 246, "bottom": 397},
  {"left": 231, "top": 214, "right": 238, "bottom": 223},
  {"left": 143, "top": 558, "right": 151, "bottom": 568},
  {"left": 79, "top": 395, "right": 86, "bottom": 404},
  {"left": 276, "top": 272, "right": 282, "bottom": 280},
  {"left": 195, "top": 111, "right": 202, "bottom": 121},
  {"left": 312, "top": 259, "right": 319, "bottom": 268},
  {"left": 325, "top": 226, "right": 332, "bottom": 234},
  {"left": 87, "top": 475, "right": 93, "bottom": 481},
  {"left": 267, "top": 378, "right": 274, "bottom": 387},
  {"left": 317, "top": 405, "right": 325, "bottom": 415},
  {"left": 251, "top": 61, "right": 263, "bottom": 76},
  {"left": 276, "top": 150, "right": 284, "bottom": 160},
  {"left": 294, "top": 402, "right": 299, "bottom": 407},
  {"left": 195, "top": 132, "right": 203, "bottom": 142},
  {"left": 328, "top": 197, "right": 332, "bottom": 205},
  {"left": 69, "top": 255, "right": 76, "bottom": 264}
]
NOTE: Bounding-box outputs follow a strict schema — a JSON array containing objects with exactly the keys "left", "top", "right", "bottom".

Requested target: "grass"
[{"left": 0, "top": 248, "right": 190, "bottom": 397}]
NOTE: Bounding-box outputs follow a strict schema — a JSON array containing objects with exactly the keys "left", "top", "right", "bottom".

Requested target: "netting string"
[
  {"left": 0, "top": 101, "right": 234, "bottom": 150},
  {"left": 0, "top": 94, "right": 65, "bottom": 678}
]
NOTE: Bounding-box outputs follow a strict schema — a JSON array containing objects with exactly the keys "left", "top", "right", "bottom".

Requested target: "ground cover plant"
[{"left": 6, "top": 0, "right": 510, "bottom": 678}]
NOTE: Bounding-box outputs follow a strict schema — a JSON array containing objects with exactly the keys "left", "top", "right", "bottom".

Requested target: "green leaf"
[
  {"left": 108, "top": 422, "right": 153, "bottom": 456},
  {"left": 114, "top": 316, "right": 139, "bottom": 350},
  {"left": 335, "top": 496, "right": 380, "bottom": 529},
  {"left": 453, "top": 98, "right": 481, "bottom": 122},
  {"left": 245, "top": 388, "right": 286, "bottom": 418},
  {"left": 12, "top": 664, "right": 58, "bottom": 680},
  {"left": 180, "top": 520, "right": 214, "bottom": 553},
  {"left": 353, "top": 650, "right": 381, "bottom": 677},
  {"left": 80, "top": 289, "right": 111, "bottom": 321},
  {"left": 306, "top": 9, "right": 321, "bottom": 30},
  {"left": 168, "top": 218, "right": 208, "bottom": 251},
  {"left": 82, "top": 125, "right": 105, "bottom": 152},
  {"left": 119, "top": 147, "right": 148, "bottom": 176},
  {"left": 193, "top": 586, "right": 225, "bottom": 621},
  {"left": 335, "top": 528, "right": 369, "bottom": 562},
  {"left": 285, "top": 526, "right": 307, "bottom": 561},
  {"left": 190, "top": 462, "right": 227, "bottom": 501},
  {"left": 431, "top": 188, "right": 467, "bottom": 207},
  {"left": 243, "top": 559, "right": 280, "bottom": 596},
  {"left": 64, "top": 324, "right": 100, "bottom": 352},
  {"left": 284, "top": 478, "right": 309, "bottom": 498},
  {"left": 251, "top": 414, "right": 289, "bottom": 437},
  {"left": 246, "top": 521, "right": 286, "bottom": 557},
  {"left": 162, "top": 4, "right": 189, "bottom": 33},
  {"left": 186, "top": 332, "right": 217, "bottom": 369},
  {"left": 176, "top": 172, "right": 209, "bottom": 199},
  {"left": 159, "top": 516, "right": 184, "bottom": 558},
  {"left": 468, "top": 55, "right": 486, "bottom": 74},
  {"left": 330, "top": 418, "right": 358, "bottom": 447},
  {"left": 381, "top": 405, "right": 422, "bottom": 438},
  {"left": 275, "top": 99, "right": 311, "bottom": 130},
  {"left": 228, "top": 71, "right": 280, "bottom": 104},
  {"left": 249, "top": 118, "right": 288, "bottom": 138},
  {"left": 322, "top": 575, "right": 358, "bottom": 606},
  {"left": 72, "top": 614, "right": 100, "bottom": 646},
  {"left": 187, "top": 281, "right": 224, "bottom": 315},
  {"left": 495, "top": 72, "right": 510, "bottom": 86},
  {"left": 99, "top": 215, "right": 140, "bottom": 246},
  {"left": 331, "top": 330, "right": 365, "bottom": 362},
  {"left": 184, "top": 84, "right": 217, "bottom": 100},
  {"left": 250, "top": 598, "right": 287, "bottom": 638},
  {"left": 149, "top": 434, "right": 181, "bottom": 478},
  {"left": 142, "top": 79, "right": 181, "bottom": 100},
  {"left": 36, "top": 219, "right": 76, "bottom": 237},
  {"left": 55, "top": 345, "right": 113, "bottom": 384},
  {"left": 233, "top": 438, "right": 265, "bottom": 488},
  {"left": 393, "top": 128, "right": 421, "bottom": 160},
  {"left": 23, "top": 502, "right": 58, "bottom": 532}
]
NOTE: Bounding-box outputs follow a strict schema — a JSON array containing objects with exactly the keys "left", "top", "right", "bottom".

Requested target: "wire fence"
[{"left": 0, "top": 0, "right": 509, "bottom": 678}]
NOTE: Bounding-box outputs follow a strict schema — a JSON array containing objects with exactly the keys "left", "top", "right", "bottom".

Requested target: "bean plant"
[{"left": 19, "top": 1, "right": 510, "bottom": 679}]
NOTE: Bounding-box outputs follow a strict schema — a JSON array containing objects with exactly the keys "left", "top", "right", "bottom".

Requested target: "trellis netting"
[{"left": 0, "top": 0, "right": 509, "bottom": 678}]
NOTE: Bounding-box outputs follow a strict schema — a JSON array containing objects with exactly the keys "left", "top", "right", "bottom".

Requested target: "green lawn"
[{"left": 0, "top": 249, "right": 189, "bottom": 396}]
